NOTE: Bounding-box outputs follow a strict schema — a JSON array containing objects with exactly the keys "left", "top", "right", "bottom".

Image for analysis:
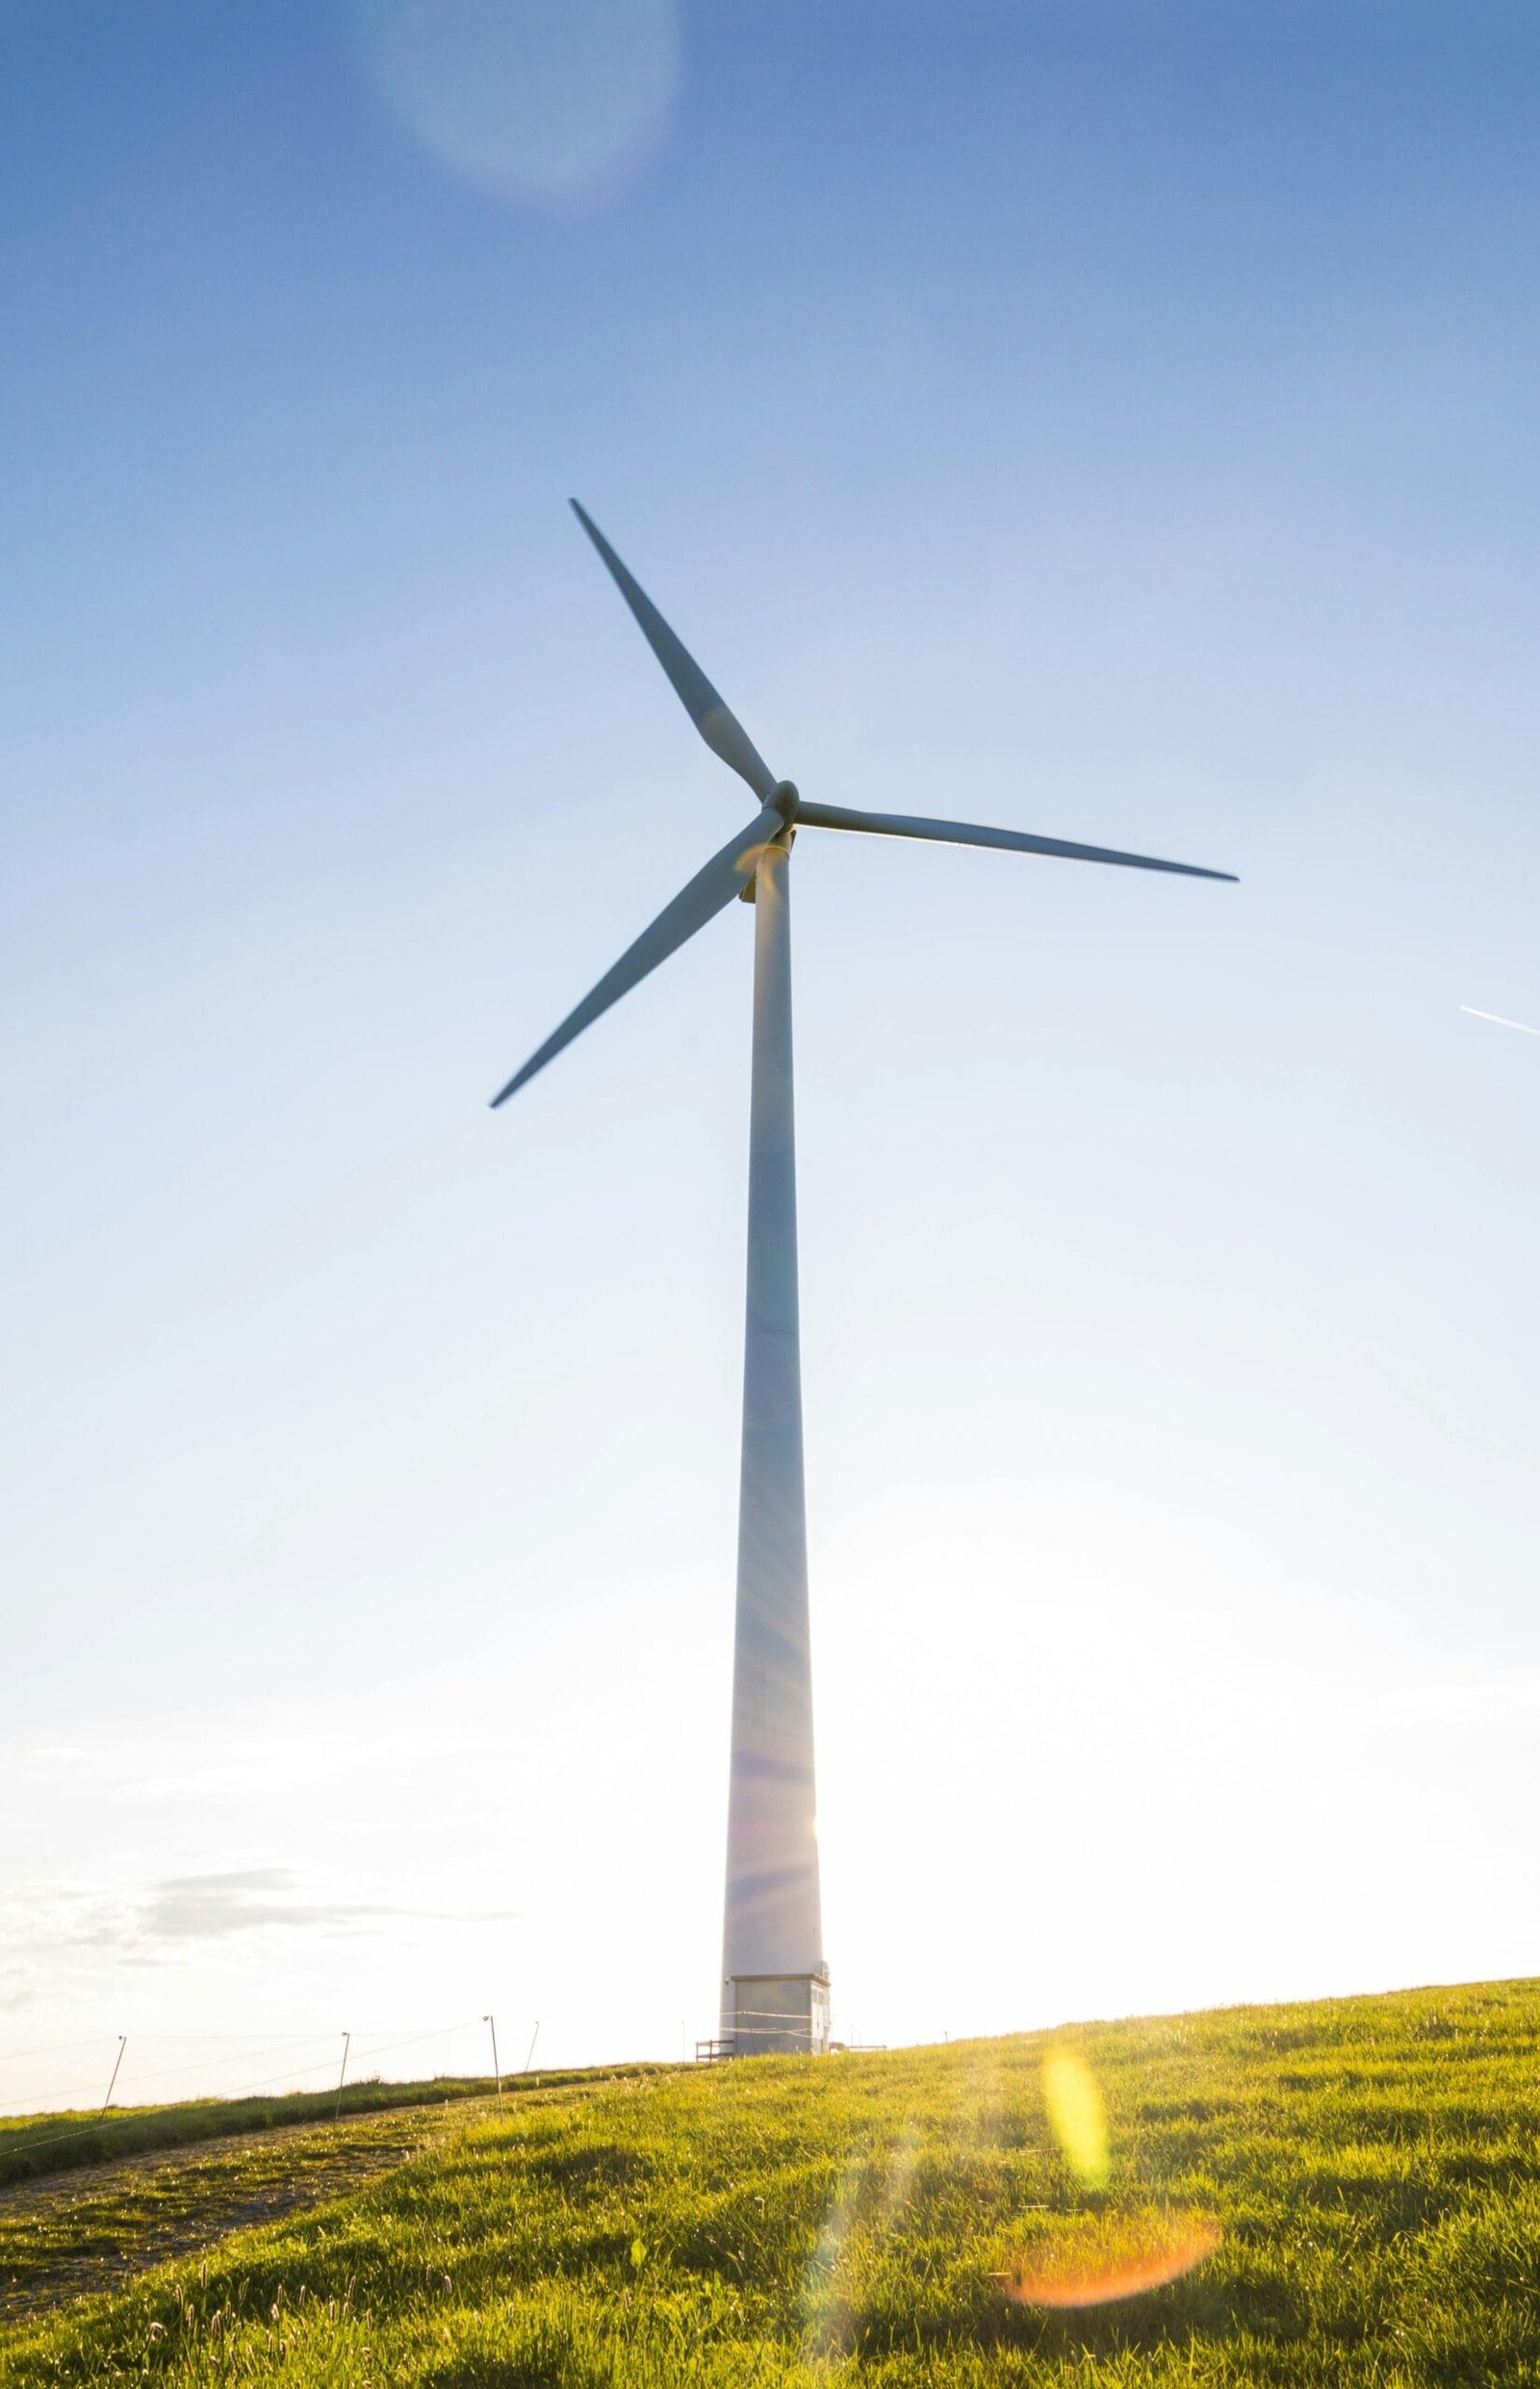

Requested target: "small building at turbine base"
[{"left": 723, "top": 1969, "right": 831, "bottom": 2057}]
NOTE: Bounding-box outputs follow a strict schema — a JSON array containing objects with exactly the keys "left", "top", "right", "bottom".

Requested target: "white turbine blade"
[
  {"left": 571, "top": 501, "right": 779, "bottom": 804},
  {"left": 490, "top": 807, "right": 783, "bottom": 1107},
  {"left": 793, "top": 799, "right": 1237, "bottom": 884}
]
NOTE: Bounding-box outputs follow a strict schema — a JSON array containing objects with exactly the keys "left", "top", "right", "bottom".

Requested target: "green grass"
[
  {"left": 4, "top": 1980, "right": 1540, "bottom": 2384},
  {"left": 0, "top": 2067, "right": 665, "bottom": 2192},
  {"left": 0, "top": 2101, "right": 479, "bottom": 2325},
  {"left": 0, "top": 2081, "right": 495, "bottom": 2193}
]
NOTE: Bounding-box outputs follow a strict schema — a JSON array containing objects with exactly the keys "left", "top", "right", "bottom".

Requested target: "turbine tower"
[{"left": 491, "top": 503, "right": 1236, "bottom": 2058}]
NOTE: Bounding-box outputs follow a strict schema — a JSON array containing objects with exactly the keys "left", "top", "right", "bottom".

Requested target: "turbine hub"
[{"left": 771, "top": 780, "right": 799, "bottom": 819}]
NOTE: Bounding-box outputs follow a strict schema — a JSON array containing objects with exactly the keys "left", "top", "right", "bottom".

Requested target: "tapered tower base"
[
  {"left": 719, "top": 838, "right": 831, "bottom": 2062},
  {"left": 723, "top": 1968, "right": 831, "bottom": 2057}
]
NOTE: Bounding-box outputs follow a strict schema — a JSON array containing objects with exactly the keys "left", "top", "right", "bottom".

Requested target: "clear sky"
[{"left": 4, "top": 0, "right": 1539, "bottom": 2112}]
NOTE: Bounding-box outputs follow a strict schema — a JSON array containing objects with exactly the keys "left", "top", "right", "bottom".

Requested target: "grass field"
[
  {"left": 2, "top": 1979, "right": 1538, "bottom": 2385},
  {"left": 0, "top": 2068, "right": 658, "bottom": 2192},
  {"left": 0, "top": 2102, "right": 465, "bottom": 2325},
  {"left": 0, "top": 2080, "right": 493, "bottom": 2192}
]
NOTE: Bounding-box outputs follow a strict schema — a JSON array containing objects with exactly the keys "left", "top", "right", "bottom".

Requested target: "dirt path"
[{"left": 0, "top": 2099, "right": 487, "bottom": 2326}]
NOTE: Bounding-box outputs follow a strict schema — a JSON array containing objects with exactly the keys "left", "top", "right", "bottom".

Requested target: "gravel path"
[{"left": 0, "top": 2100, "right": 482, "bottom": 2325}]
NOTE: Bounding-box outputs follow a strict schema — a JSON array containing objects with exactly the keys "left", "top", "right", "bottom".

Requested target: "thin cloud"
[
  {"left": 1373, "top": 1676, "right": 1540, "bottom": 1724},
  {"left": 141, "top": 1869, "right": 399, "bottom": 1940},
  {"left": 1461, "top": 1005, "right": 1540, "bottom": 1038},
  {"left": 0, "top": 1869, "right": 519, "bottom": 1971}
]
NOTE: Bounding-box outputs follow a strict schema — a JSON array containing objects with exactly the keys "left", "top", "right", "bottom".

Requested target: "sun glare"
[
  {"left": 355, "top": 0, "right": 680, "bottom": 210},
  {"left": 996, "top": 2208, "right": 1223, "bottom": 2308},
  {"left": 1040, "top": 2044, "right": 1109, "bottom": 2190}
]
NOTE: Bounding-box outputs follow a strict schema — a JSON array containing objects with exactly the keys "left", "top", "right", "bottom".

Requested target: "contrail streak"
[{"left": 1462, "top": 1006, "right": 1540, "bottom": 1039}]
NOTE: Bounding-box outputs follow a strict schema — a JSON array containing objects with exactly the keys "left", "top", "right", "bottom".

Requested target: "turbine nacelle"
[{"left": 740, "top": 798, "right": 796, "bottom": 901}]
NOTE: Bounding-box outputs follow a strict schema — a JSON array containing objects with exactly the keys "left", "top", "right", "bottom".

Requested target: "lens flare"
[
  {"left": 802, "top": 2127, "right": 920, "bottom": 2357},
  {"left": 1040, "top": 2047, "right": 1109, "bottom": 2191},
  {"left": 995, "top": 2208, "right": 1222, "bottom": 2308},
  {"left": 355, "top": 0, "right": 680, "bottom": 211}
]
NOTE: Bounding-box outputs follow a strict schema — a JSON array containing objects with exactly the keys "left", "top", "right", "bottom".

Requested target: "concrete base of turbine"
[{"left": 722, "top": 1969, "right": 831, "bottom": 2058}]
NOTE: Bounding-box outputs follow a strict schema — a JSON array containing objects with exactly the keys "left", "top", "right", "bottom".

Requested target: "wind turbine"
[{"left": 492, "top": 502, "right": 1236, "bottom": 2059}]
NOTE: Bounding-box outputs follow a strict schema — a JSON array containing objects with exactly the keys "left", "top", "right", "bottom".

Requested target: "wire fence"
[{"left": 0, "top": 2004, "right": 865, "bottom": 2135}]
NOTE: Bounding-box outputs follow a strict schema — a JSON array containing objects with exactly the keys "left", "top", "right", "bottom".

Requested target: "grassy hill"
[
  {"left": 3, "top": 1978, "right": 1539, "bottom": 2384},
  {"left": 0, "top": 2067, "right": 660, "bottom": 2192},
  {"left": 0, "top": 2078, "right": 493, "bottom": 2192}
]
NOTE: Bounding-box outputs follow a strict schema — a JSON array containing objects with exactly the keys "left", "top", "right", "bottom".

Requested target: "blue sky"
[{"left": 3, "top": 0, "right": 1540, "bottom": 2106}]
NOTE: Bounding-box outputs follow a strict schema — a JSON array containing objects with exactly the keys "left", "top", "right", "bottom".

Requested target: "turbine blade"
[
  {"left": 491, "top": 807, "right": 783, "bottom": 1107},
  {"left": 792, "top": 800, "right": 1237, "bottom": 884},
  {"left": 571, "top": 501, "right": 779, "bottom": 804}
]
